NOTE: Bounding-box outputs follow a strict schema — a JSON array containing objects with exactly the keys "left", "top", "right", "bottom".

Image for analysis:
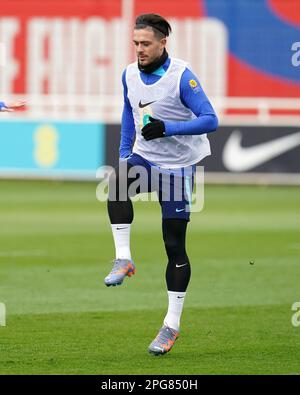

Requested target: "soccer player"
[
  {"left": 0, "top": 100, "right": 26, "bottom": 112},
  {"left": 104, "top": 14, "right": 218, "bottom": 355}
]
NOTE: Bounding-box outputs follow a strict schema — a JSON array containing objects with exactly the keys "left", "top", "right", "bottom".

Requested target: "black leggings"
[
  {"left": 163, "top": 218, "right": 191, "bottom": 292},
  {"left": 107, "top": 164, "right": 191, "bottom": 292},
  {"left": 107, "top": 161, "right": 135, "bottom": 224}
]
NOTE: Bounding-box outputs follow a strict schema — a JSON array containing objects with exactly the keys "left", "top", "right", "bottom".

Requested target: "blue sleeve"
[
  {"left": 0, "top": 101, "right": 6, "bottom": 110},
  {"left": 164, "top": 68, "right": 218, "bottom": 136},
  {"left": 119, "top": 70, "right": 136, "bottom": 158}
]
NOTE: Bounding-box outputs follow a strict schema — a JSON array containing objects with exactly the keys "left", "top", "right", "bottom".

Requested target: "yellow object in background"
[{"left": 34, "top": 124, "right": 59, "bottom": 167}]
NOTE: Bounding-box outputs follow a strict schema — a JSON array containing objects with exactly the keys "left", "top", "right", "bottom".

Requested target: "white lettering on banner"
[
  {"left": 0, "top": 42, "right": 6, "bottom": 67},
  {"left": 168, "top": 18, "right": 227, "bottom": 97},
  {"left": 83, "top": 18, "right": 108, "bottom": 95},
  {"left": 111, "top": 18, "right": 129, "bottom": 96},
  {"left": 49, "top": 19, "right": 80, "bottom": 95},
  {"left": 0, "top": 18, "right": 19, "bottom": 94},
  {"left": 1, "top": 16, "right": 227, "bottom": 98},
  {"left": 27, "top": 18, "right": 50, "bottom": 94}
]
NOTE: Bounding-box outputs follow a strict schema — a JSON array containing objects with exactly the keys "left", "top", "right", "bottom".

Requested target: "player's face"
[{"left": 133, "top": 28, "right": 166, "bottom": 66}]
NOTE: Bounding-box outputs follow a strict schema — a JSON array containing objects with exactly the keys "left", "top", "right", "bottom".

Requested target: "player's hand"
[
  {"left": 0, "top": 100, "right": 26, "bottom": 112},
  {"left": 141, "top": 116, "right": 165, "bottom": 141}
]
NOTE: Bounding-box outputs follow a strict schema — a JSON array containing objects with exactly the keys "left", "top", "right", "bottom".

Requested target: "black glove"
[{"left": 141, "top": 116, "right": 166, "bottom": 141}]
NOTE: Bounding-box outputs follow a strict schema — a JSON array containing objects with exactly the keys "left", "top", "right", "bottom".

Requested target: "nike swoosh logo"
[
  {"left": 176, "top": 208, "right": 185, "bottom": 213},
  {"left": 176, "top": 263, "right": 188, "bottom": 268},
  {"left": 223, "top": 130, "right": 300, "bottom": 172},
  {"left": 139, "top": 100, "right": 156, "bottom": 108},
  {"left": 177, "top": 296, "right": 185, "bottom": 299},
  {"left": 116, "top": 227, "right": 128, "bottom": 230}
]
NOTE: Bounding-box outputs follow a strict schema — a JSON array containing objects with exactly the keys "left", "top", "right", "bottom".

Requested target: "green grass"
[{"left": 0, "top": 180, "right": 300, "bottom": 374}]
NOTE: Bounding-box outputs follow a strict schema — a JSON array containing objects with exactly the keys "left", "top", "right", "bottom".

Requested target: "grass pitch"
[{"left": 0, "top": 180, "right": 300, "bottom": 374}]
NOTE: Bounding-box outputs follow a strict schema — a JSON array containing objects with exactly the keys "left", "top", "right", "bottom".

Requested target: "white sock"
[
  {"left": 163, "top": 291, "right": 186, "bottom": 332},
  {"left": 111, "top": 224, "right": 131, "bottom": 260}
]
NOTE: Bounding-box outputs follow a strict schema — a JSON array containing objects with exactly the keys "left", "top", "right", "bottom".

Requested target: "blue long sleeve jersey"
[{"left": 120, "top": 57, "right": 218, "bottom": 158}]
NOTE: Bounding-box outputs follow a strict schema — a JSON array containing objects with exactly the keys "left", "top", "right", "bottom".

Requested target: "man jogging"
[{"left": 104, "top": 13, "right": 218, "bottom": 355}]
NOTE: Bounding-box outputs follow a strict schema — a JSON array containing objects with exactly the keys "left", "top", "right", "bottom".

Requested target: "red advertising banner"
[
  {"left": 0, "top": 0, "right": 299, "bottom": 99},
  {"left": 0, "top": 0, "right": 223, "bottom": 99}
]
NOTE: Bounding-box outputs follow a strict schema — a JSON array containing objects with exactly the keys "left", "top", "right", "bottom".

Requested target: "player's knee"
[
  {"left": 164, "top": 236, "right": 178, "bottom": 253},
  {"left": 164, "top": 236, "right": 187, "bottom": 263}
]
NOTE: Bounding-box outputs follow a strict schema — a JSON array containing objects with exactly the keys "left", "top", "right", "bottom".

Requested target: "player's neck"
[{"left": 138, "top": 48, "right": 169, "bottom": 74}]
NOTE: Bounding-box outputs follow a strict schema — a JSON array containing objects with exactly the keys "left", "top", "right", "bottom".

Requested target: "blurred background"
[{"left": 0, "top": 0, "right": 300, "bottom": 183}]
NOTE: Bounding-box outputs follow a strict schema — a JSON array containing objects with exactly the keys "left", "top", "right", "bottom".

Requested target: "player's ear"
[{"left": 160, "top": 37, "right": 167, "bottom": 48}]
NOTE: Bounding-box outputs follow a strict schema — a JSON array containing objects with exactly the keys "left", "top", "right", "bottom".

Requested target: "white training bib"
[{"left": 125, "top": 57, "right": 211, "bottom": 168}]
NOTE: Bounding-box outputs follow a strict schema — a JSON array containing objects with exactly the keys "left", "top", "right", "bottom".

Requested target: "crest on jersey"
[
  {"left": 189, "top": 79, "right": 197, "bottom": 88},
  {"left": 189, "top": 79, "right": 201, "bottom": 93}
]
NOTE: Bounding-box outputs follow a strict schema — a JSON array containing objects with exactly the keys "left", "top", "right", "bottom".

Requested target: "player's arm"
[
  {"left": 0, "top": 100, "right": 26, "bottom": 112},
  {"left": 141, "top": 69, "right": 218, "bottom": 140},
  {"left": 166, "top": 68, "right": 218, "bottom": 135},
  {"left": 119, "top": 70, "right": 136, "bottom": 158}
]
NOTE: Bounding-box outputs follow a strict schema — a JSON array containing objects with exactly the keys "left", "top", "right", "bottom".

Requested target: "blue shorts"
[{"left": 120, "top": 153, "right": 195, "bottom": 221}]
